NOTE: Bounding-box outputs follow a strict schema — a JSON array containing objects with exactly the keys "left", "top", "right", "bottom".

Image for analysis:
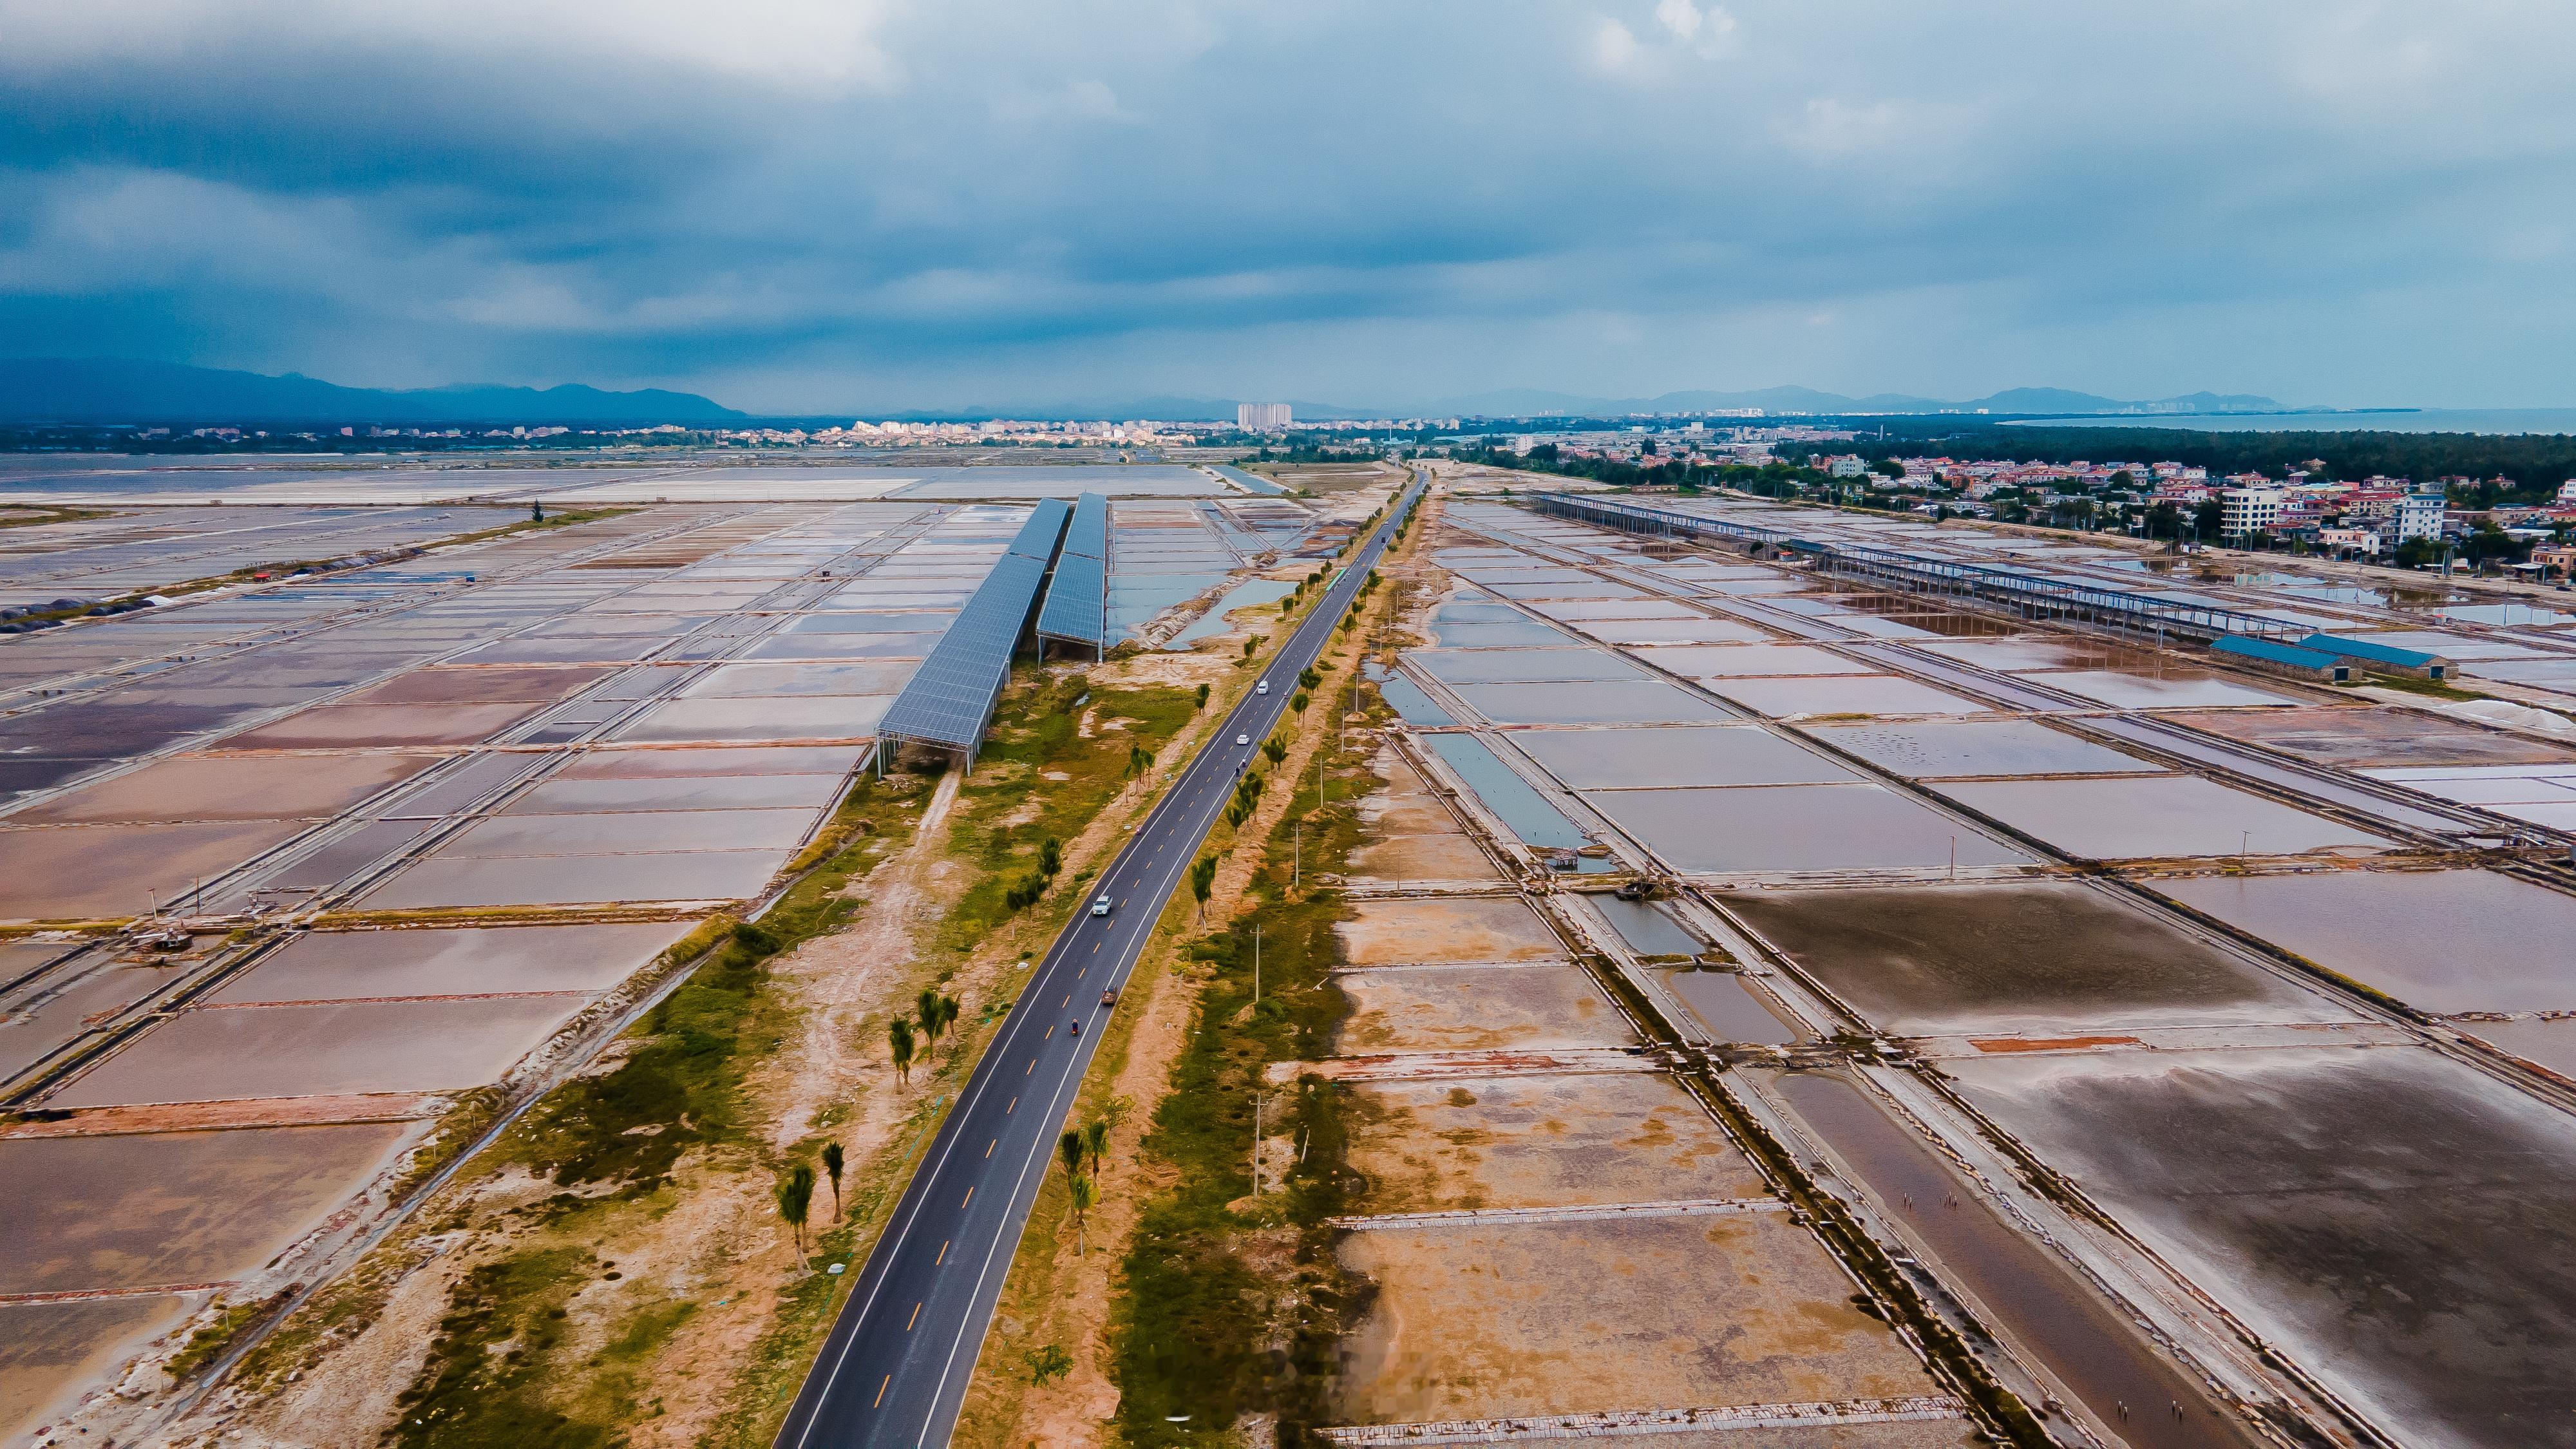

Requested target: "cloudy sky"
[{"left": 5, "top": 0, "right": 2573, "bottom": 412}]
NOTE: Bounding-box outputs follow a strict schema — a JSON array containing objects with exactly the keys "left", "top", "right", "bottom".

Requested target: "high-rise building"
[
  {"left": 1237, "top": 402, "right": 1291, "bottom": 430},
  {"left": 2391, "top": 491, "right": 2447, "bottom": 544},
  {"left": 2219, "top": 485, "right": 2284, "bottom": 541}
]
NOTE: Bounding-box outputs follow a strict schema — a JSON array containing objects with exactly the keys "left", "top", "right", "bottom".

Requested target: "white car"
[
  {"left": 1236, "top": 732, "right": 1251, "bottom": 746},
  {"left": 1256, "top": 679, "right": 1270, "bottom": 696},
  {"left": 1091, "top": 895, "right": 1113, "bottom": 917}
]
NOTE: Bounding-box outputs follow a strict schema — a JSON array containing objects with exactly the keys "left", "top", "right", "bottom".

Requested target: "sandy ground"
[
  {"left": 1335, "top": 1214, "right": 1936, "bottom": 1422},
  {"left": 1340, "top": 1072, "right": 1767, "bottom": 1214},
  {"left": 1347, "top": 748, "right": 1499, "bottom": 884},
  {"left": 1334, "top": 896, "right": 1566, "bottom": 965},
  {"left": 1333, "top": 963, "right": 1629, "bottom": 1056}
]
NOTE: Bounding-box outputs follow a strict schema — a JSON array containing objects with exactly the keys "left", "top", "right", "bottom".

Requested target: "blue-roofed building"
[
  {"left": 2212, "top": 634, "right": 2352, "bottom": 683},
  {"left": 2297, "top": 633, "right": 2453, "bottom": 681}
]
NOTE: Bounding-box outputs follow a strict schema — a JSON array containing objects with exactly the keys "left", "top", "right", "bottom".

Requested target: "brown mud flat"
[
  {"left": 2163, "top": 705, "right": 2575, "bottom": 768},
  {"left": 212, "top": 701, "right": 545, "bottom": 750},
  {"left": 1349, "top": 829, "right": 1497, "bottom": 883},
  {"left": 1334, "top": 895, "right": 1566, "bottom": 965},
  {"left": 50, "top": 996, "right": 589, "bottom": 1106},
  {"left": 1723, "top": 881, "right": 2351, "bottom": 1037},
  {"left": 1354, "top": 748, "right": 1470, "bottom": 837},
  {"left": 1949, "top": 1045, "right": 2576, "bottom": 1449},
  {"left": 10, "top": 751, "right": 443, "bottom": 825},
  {"left": 1340, "top": 1071, "right": 1766, "bottom": 1213},
  {"left": 1, "top": 1294, "right": 194, "bottom": 1440},
  {"left": 0, "top": 1123, "right": 422, "bottom": 1294},
  {"left": 209, "top": 920, "right": 682, "bottom": 1003},
  {"left": 338, "top": 664, "right": 613, "bottom": 707},
  {"left": 1332, "top": 963, "right": 1629, "bottom": 1056},
  {"left": 0, "top": 819, "right": 307, "bottom": 919},
  {"left": 1334, "top": 1214, "right": 1941, "bottom": 1424}
]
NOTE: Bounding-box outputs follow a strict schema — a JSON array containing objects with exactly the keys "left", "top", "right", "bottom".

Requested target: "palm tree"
[
  {"left": 925, "top": 993, "right": 960, "bottom": 1061},
  {"left": 777, "top": 1162, "right": 815, "bottom": 1257},
  {"left": 822, "top": 1142, "right": 845, "bottom": 1221},
  {"left": 1068, "top": 1173, "right": 1097, "bottom": 1256},
  {"left": 1191, "top": 857, "right": 1218, "bottom": 923},
  {"left": 1083, "top": 1119, "right": 1109, "bottom": 1180},
  {"left": 889, "top": 1017, "right": 914, "bottom": 1086},
  {"left": 1059, "top": 1127, "right": 1086, "bottom": 1189},
  {"left": 917, "top": 987, "right": 944, "bottom": 1061}
]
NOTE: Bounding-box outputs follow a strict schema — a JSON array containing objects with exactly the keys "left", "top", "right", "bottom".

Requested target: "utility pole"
[
  {"left": 1254, "top": 922, "right": 1262, "bottom": 1004},
  {"left": 1253, "top": 1092, "right": 1264, "bottom": 1193}
]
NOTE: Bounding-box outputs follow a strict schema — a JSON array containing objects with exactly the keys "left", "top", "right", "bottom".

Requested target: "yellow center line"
[
  {"left": 936, "top": 1239, "right": 949, "bottom": 1265},
  {"left": 1007, "top": 1094, "right": 1017, "bottom": 1112},
  {"left": 907, "top": 1302, "right": 922, "bottom": 1330},
  {"left": 1043, "top": 1025, "right": 1054, "bottom": 1040},
  {"left": 1027, "top": 1057, "right": 1036, "bottom": 1074},
  {"left": 961, "top": 1185, "right": 974, "bottom": 1207},
  {"left": 874, "top": 1375, "right": 890, "bottom": 1407},
  {"left": 985, "top": 1138, "right": 996, "bottom": 1158}
]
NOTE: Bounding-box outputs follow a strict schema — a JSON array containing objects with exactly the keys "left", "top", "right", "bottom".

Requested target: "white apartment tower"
[
  {"left": 2219, "top": 485, "right": 2284, "bottom": 542},
  {"left": 2392, "top": 491, "right": 2447, "bottom": 544},
  {"left": 1237, "top": 402, "right": 1292, "bottom": 430}
]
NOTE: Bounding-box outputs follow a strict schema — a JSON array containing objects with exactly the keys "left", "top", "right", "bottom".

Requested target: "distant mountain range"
[
  {"left": 0, "top": 357, "right": 743, "bottom": 426},
  {"left": 1423, "top": 385, "right": 2287, "bottom": 418},
  {"left": 0, "top": 357, "right": 2295, "bottom": 426}
]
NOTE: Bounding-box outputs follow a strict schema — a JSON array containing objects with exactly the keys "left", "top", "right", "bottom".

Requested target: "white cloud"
[
  {"left": 0, "top": 0, "right": 907, "bottom": 93},
  {"left": 1588, "top": 17, "right": 1645, "bottom": 75}
]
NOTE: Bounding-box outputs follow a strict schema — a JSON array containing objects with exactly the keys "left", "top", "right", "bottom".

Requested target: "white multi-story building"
[
  {"left": 1825, "top": 454, "right": 1866, "bottom": 478},
  {"left": 2557, "top": 478, "right": 2576, "bottom": 502},
  {"left": 2219, "top": 485, "right": 2284, "bottom": 540},
  {"left": 2391, "top": 491, "right": 2447, "bottom": 545},
  {"left": 1236, "top": 402, "right": 1291, "bottom": 430}
]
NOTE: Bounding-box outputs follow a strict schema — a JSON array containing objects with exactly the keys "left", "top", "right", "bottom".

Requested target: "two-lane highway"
[{"left": 775, "top": 473, "right": 1425, "bottom": 1448}]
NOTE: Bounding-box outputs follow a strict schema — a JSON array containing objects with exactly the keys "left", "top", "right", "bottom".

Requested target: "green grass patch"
[
  {"left": 165, "top": 1291, "right": 289, "bottom": 1381},
  {"left": 2360, "top": 671, "right": 2492, "bottom": 701},
  {"left": 936, "top": 668, "right": 1198, "bottom": 955},
  {"left": 390, "top": 1248, "right": 611, "bottom": 1448}
]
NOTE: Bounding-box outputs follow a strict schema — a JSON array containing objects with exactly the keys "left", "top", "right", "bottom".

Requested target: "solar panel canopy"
[
  {"left": 878, "top": 500, "right": 1072, "bottom": 753},
  {"left": 1036, "top": 492, "right": 1110, "bottom": 648}
]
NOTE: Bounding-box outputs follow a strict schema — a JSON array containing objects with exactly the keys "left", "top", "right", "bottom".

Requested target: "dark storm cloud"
[{"left": 3, "top": 0, "right": 2573, "bottom": 410}]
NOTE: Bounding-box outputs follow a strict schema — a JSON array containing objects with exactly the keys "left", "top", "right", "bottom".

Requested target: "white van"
[{"left": 1256, "top": 679, "right": 1270, "bottom": 696}]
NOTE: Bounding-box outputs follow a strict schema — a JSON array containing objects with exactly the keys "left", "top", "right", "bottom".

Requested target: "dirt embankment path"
[{"left": 623, "top": 766, "right": 967, "bottom": 1448}]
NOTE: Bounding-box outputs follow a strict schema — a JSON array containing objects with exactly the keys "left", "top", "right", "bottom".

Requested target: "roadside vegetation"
[
  {"left": 1107, "top": 750, "right": 1373, "bottom": 1444},
  {"left": 937, "top": 672, "right": 1199, "bottom": 956}
]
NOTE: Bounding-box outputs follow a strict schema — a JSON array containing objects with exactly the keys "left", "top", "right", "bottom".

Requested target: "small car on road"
[{"left": 1091, "top": 894, "right": 1113, "bottom": 917}]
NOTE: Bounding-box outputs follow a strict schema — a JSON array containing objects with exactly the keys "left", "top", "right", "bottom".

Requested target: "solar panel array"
[
  {"left": 1035, "top": 491, "right": 1110, "bottom": 649},
  {"left": 877, "top": 500, "right": 1074, "bottom": 753}
]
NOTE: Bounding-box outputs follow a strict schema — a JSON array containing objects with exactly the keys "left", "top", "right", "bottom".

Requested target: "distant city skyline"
[{"left": 3, "top": 2, "right": 2572, "bottom": 413}]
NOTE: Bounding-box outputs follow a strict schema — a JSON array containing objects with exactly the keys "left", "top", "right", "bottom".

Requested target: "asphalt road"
[{"left": 775, "top": 473, "right": 1425, "bottom": 1448}]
